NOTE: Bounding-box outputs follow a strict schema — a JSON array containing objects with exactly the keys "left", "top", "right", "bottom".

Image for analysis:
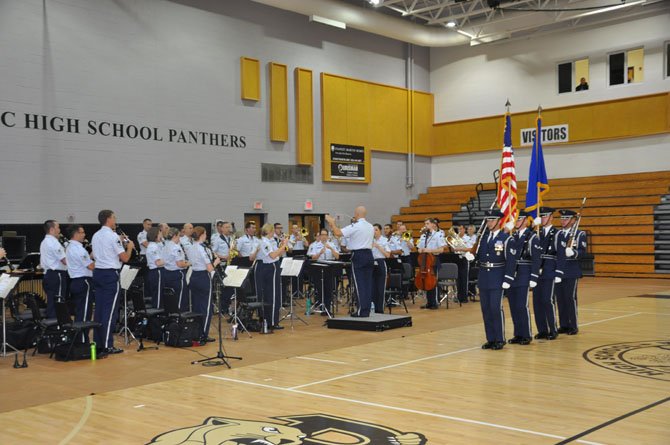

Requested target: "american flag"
[{"left": 496, "top": 114, "right": 518, "bottom": 226}]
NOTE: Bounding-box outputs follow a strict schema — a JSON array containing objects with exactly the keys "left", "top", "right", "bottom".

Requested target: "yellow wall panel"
[
  {"left": 269, "top": 62, "right": 288, "bottom": 142},
  {"left": 240, "top": 57, "right": 260, "bottom": 101},
  {"left": 295, "top": 68, "right": 313, "bottom": 165},
  {"left": 413, "top": 91, "right": 434, "bottom": 156}
]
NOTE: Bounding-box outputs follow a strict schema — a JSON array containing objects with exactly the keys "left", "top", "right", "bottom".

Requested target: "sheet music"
[
  {"left": 223, "top": 268, "right": 249, "bottom": 288},
  {"left": 0, "top": 274, "right": 20, "bottom": 299},
  {"left": 119, "top": 265, "right": 139, "bottom": 290},
  {"left": 224, "top": 265, "right": 238, "bottom": 275},
  {"left": 281, "top": 258, "right": 304, "bottom": 277}
]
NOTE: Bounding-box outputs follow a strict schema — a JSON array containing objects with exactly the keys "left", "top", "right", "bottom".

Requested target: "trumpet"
[
  {"left": 300, "top": 227, "right": 309, "bottom": 238},
  {"left": 401, "top": 231, "right": 413, "bottom": 242},
  {"left": 445, "top": 227, "right": 468, "bottom": 250}
]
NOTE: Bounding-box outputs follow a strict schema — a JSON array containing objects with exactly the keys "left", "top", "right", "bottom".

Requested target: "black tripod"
[{"left": 191, "top": 254, "right": 242, "bottom": 368}]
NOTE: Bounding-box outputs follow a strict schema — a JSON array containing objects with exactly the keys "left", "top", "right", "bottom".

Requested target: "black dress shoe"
[
  {"left": 205, "top": 337, "right": 216, "bottom": 343},
  {"left": 105, "top": 347, "right": 124, "bottom": 354},
  {"left": 546, "top": 332, "right": 558, "bottom": 340},
  {"left": 272, "top": 325, "right": 284, "bottom": 330},
  {"left": 519, "top": 337, "right": 532, "bottom": 345},
  {"left": 491, "top": 342, "right": 505, "bottom": 350},
  {"left": 481, "top": 342, "right": 493, "bottom": 349},
  {"left": 320, "top": 312, "right": 328, "bottom": 316},
  {"left": 567, "top": 328, "right": 579, "bottom": 335},
  {"left": 508, "top": 336, "right": 521, "bottom": 344},
  {"left": 557, "top": 327, "right": 569, "bottom": 334},
  {"left": 534, "top": 332, "right": 548, "bottom": 340},
  {"left": 420, "top": 305, "right": 437, "bottom": 309}
]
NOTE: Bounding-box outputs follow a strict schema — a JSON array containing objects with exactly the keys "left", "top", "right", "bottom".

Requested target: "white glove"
[
  {"left": 533, "top": 216, "right": 542, "bottom": 226},
  {"left": 565, "top": 247, "right": 575, "bottom": 257},
  {"left": 529, "top": 280, "right": 537, "bottom": 288},
  {"left": 554, "top": 277, "right": 562, "bottom": 284},
  {"left": 502, "top": 282, "right": 511, "bottom": 289},
  {"left": 504, "top": 221, "right": 515, "bottom": 231},
  {"left": 464, "top": 252, "right": 475, "bottom": 262}
]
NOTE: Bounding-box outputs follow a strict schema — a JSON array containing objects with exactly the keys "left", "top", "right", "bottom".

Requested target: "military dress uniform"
[
  {"left": 91, "top": 226, "right": 125, "bottom": 351},
  {"left": 212, "top": 232, "right": 235, "bottom": 314},
  {"left": 341, "top": 218, "right": 374, "bottom": 317},
  {"left": 475, "top": 210, "right": 517, "bottom": 350},
  {"left": 40, "top": 234, "right": 68, "bottom": 318},
  {"left": 533, "top": 207, "right": 560, "bottom": 340},
  {"left": 137, "top": 230, "right": 148, "bottom": 256},
  {"left": 256, "top": 236, "right": 282, "bottom": 329},
  {"left": 66, "top": 239, "right": 94, "bottom": 324},
  {"left": 164, "top": 240, "right": 188, "bottom": 311},
  {"left": 555, "top": 209, "right": 586, "bottom": 335},
  {"left": 307, "top": 239, "right": 338, "bottom": 313},
  {"left": 371, "top": 236, "right": 391, "bottom": 314},
  {"left": 506, "top": 212, "right": 542, "bottom": 344},
  {"left": 146, "top": 241, "right": 165, "bottom": 308},
  {"left": 188, "top": 241, "right": 214, "bottom": 341},
  {"left": 417, "top": 229, "right": 446, "bottom": 309}
]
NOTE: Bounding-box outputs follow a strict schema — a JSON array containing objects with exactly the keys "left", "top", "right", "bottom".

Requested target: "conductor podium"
[{"left": 326, "top": 313, "right": 412, "bottom": 332}]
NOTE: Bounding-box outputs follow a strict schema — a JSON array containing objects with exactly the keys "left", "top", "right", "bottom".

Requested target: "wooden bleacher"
[{"left": 392, "top": 171, "right": 670, "bottom": 279}]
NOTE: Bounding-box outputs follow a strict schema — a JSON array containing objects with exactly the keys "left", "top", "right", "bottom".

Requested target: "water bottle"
[
  {"left": 231, "top": 323, "right": 238, "bottom": 341},
  {"left": 371, "top": 302, "right": 375, "bottom": 313},
  {"left": 305, "top": 298, "right": 312, "bottom": 315},
  {"left": 262, "top": 319, "right": 268, "bottom": 334},
  {"left": 90, "top": 342, "right": 96, "bottom": 361}
]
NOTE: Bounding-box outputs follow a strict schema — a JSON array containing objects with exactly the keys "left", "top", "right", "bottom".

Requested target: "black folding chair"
[
  {"left": 53, "top": 301, "right": 101, "bottom": 361},
  {"left": 25, "top": 294, "right": 58, "bottom": 356},
  {"left": 130, "top": 287, "right": 165, "bottom": 350},
  {"left": 437, "top": 263, "right": 460, "bottom": 309},
  {"left": 401, "top": 262, "right": 416, "bottom": 304},
  {"left": 385, "top": 272, "right": 408, "bottom": 314}
]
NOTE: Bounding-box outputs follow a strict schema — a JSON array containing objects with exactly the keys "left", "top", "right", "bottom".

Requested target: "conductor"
[{"left": 325, "top": 206, "right": 374, "bottom": 317}]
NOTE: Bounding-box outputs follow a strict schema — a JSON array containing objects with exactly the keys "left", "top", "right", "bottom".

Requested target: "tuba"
[
  {"left": 445, "top": 227, "right": 468, "bottom": 250},
  {"left": 401, "top": 231, "right": 413, "bottom": 242},
  {"left": 300, "top": 227, "right": 309, "bottom": 238}
]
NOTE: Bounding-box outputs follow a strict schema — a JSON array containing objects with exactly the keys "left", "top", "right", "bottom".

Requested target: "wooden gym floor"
[{"left": 0, "top": 277, "right": 668, "bottom": 444}]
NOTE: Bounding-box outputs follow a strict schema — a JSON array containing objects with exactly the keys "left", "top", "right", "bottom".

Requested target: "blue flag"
[{"left": 525, "top": 116, "right": 549, "bottom": 218}]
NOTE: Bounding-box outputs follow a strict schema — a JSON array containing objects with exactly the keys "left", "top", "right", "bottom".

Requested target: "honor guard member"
[
  {"left": 326, "top": 207, "right": 374, "bottom": 317},
  {"left": 66, "top": 225, "right": 94, "bottom": 326},
  {"left": 533, "top": 207, "right": 560, "bottom": 340},
  {"left": 506, "top": 211, "right": 542, "bottom": 345},
  {"left": 40, "top": 220, "right": 68, "bottom": 319},
  {"left": 371, "top": 224, "right": 391, "bottom": 313},
  {"left": 137, "top": 218, "right": 152, "bottom": 256},
  {"left": 92, "top": 209, "right": 134, "bottom": 354},
  {"left": 163, "top": 228, "right": 190, "bottom": 311},
  {"left": 235, "top": 221, "right": 259, "bottom": 267},
  {"left": 555, "top": 209, "right": 586, "bottom": 335},
  {"left": 307, "top": 229, "right": 340, "bottom": 315},
  {"left": 289, "top": 224, "right": 309, "bottom": 251},
  {"left": 145, "top": 227, "right": 166, "bottom": 309},
  {"left": 189, "top": 226, "right": 220, "bottom": 343},
  {"left": 475, "top": 210, "right": 517, "bottom": 350},
  {"left": 417, "top": 218, "right": 446, "bottom": 309},
  {"left": 256, "top": 224, "right": 289, "bottom": 330}
]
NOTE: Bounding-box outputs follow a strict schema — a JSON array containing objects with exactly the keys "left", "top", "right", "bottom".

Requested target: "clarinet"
[{"left": 117, "top": 229, "right": 139, "bottom": 256}]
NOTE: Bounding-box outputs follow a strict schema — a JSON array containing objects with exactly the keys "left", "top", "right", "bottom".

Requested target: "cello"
[{"left": 414, "top": 228, "right": 438, "bottom": 291}]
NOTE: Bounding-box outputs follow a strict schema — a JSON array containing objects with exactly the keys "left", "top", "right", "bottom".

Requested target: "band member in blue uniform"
[
  {"left": 307, "top": 229, "right": 340, "bottom": 315},
  {"left": 371, "top": 224, "right": 391, "bottom": 313},
  {"left": 475, "top": 210, "right": 517, "bottom": 350},
  {"left": 212, "top": 220, "right": 235, "bottom": 314},
  {"left": 66, "top": 225, "right": 95, "bottom": 326},
  {"left": 256, "top": 224, "right": 289, "bottom": 330},
  {"left": 555, "top": 209, "right": 587, "bottom": 335},
  {"left": 145, "top": 227, "right": 165, "bottom": 309},
  {"left": 326, "top": 207, "right": 374, "bottom": 317},
  {"left": 189, "top": 226, "right": 220, "bottom": 343},
  {"left": 235, "top": 222, "right": 259, "bottom": 267},
  {"left": 289, "top": 224, "right": 309, "bottom": 251},
  {"left": 137, "top": 218, "right": 152, "bottom": 256},
  {"left": 91, "top": 209, "right": 135, "bottom": 354},
  {"left": 40, "top": 220, "right": 68, "bottom": 319},
  {"left": 417, "top": 218, "right": 446, "bottom": 309},
  {"left": 533, "top": 207, "right": 560, "bottom": 340},
  {"left": 163, "top": 228, "right": 190, "bottom": 311},
  {"left": 506, "top": 211, "right": 541, "bottom": 345}
]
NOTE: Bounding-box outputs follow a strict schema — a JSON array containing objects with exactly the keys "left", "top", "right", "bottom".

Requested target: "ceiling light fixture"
[
  {"left": 446, "top": 21, "right": 457, "bottom": 28},
  {"left": 368, "top": 0, "right": 383, "bottom": 7}
]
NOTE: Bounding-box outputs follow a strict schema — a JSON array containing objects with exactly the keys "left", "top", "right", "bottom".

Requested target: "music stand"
[
  {"left": 191, "top": 266, "right": 244, "bottom": 367},
  {"left": 0, "top": 274, "right": 21, "bottom": 357},
  {"left": 308, "top": 262, "right": 333, "bottom": 318},
  {"left": 279, "top": 258, "right": 308, "bottom": 329},
  {"left": 119, "top": 265, "right": 140, "bottom": 345},
  {"left": 223, "top": 266, "right": 252, "bottom": 340}
]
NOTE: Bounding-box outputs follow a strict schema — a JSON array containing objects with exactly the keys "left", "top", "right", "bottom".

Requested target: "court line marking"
[
  {"left": 555, "top": 395, "right": 670, "bottom": 444},
  {"left": 200, "top": 374, "right": 603, "bottom": 445},
  {"left": 58, "top": 395, "right": 93, "bottom": 445},
  {"left": 289, "top": 346, "right": 480, "bottom": 390},
  {"left": 580, "top": 308, "right": 670, "bottom": 316},
  {"left": 580, "top": 312, "right": 641, "bottom": 327},
  {"left": 294, "top": 356, "right": 348, "bottom": 365}
]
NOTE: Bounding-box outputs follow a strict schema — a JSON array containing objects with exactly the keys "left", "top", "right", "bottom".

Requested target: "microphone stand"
[{"left": 191, "top": 241, "right": 241, "bottom": 368}]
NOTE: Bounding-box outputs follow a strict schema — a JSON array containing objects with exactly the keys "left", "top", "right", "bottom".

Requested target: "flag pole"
[
  {"left": 505, "top": 99, "right": 512, "bottom": 226},
  {"left": 535, "top": 105, "right": 542, "bottom": 234}
]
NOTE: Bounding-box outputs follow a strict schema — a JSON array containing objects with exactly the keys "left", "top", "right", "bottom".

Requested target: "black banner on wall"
[{"left": 330, "top": 144, "right": 365, "bottom": 181}]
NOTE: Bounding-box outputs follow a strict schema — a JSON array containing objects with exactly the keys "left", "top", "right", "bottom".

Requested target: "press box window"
[
  {"left": 609, "top": 48, "right": 644, "bottom": 86},
  {"left": 557, "top": 58, "right": 589, "bottom": 94}
]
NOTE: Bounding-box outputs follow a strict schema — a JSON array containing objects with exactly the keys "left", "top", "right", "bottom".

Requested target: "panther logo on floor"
[
  {"left": 147, "top": 414, "right": 427, "bottom": 444},
  {"left": 583, "top": 340, "right": 670, "bottom": 382}
]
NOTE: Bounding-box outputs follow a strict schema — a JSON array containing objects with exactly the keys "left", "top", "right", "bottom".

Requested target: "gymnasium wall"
[
  {"left": 0, "top": 0, "right": 431, "bottom": 225},
  {"left": 430, "top": 13, "right": 670, "bottom": 185}
]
